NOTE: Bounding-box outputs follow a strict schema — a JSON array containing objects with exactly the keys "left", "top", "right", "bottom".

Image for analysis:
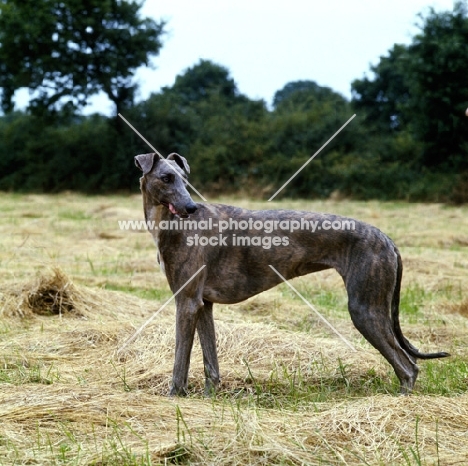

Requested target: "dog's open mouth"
[{"left": 162, "top": 202, "right": 190, "bottom": 219}]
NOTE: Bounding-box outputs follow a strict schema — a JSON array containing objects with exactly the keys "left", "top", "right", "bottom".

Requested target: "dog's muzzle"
[{"left": 164, "top": 201, "right": 198, "bottom": 218}]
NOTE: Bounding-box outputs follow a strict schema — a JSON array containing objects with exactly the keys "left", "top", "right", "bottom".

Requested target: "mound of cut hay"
[
  {"left": 0, "top": 268, "right": 82, "bottom": 317},
  {"left": 0, "top": 268, "right": 147, "bottom": 321}
]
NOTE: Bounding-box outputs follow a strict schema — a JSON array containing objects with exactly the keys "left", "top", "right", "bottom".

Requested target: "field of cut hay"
[{"left": 0, "top": 192, "right": 467, "bottom": 465}]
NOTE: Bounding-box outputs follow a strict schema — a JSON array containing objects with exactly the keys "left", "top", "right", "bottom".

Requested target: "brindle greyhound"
[{"left": 135, "top": 151, "right": 449, "bottom": 396}]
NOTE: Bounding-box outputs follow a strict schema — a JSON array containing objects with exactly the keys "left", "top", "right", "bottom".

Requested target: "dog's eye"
[{"left": 161, "top": 175, "right": 172, "bottom": 183}]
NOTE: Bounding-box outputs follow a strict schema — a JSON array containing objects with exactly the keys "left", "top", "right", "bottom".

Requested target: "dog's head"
[{"left": 135, "top": 152, "right": 198, "bottom": 218}]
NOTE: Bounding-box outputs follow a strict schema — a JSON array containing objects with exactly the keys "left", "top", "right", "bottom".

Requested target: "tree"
[
  {"left": 265, "top": 81, "right": 357, "bottom": 198},
  {"left": 273, "top": 80, "right": 346, "bottom": 112},
  {"left": 351, "top": 44, "right": 410, "bottom": 133},
  {"left": 148, "top": 60, "right": 268, "bottom": 190},
  {"left": 352, "top": 1, "right": 468, "bottom": 170},
  {"left": 405, "top": 1, "right": 468, "bottom": 168},
  {"left": 0, "top": 0, "right": 165, "bottom": 116},
  {"left": 166, "top": 59, "right": 243, "bottom": 105}
]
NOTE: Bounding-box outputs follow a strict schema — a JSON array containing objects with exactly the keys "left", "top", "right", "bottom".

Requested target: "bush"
[{"left": 0, "top": 113, "right": 138, "bottom": 193}]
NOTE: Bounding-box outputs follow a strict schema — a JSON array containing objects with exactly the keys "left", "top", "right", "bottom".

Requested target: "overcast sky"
[{"left": 14, "top": 0, "right": 457, "bottom": 114}]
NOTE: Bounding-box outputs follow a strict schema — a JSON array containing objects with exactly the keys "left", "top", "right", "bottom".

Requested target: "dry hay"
[
  {"left": 447, "top": 299, "right": 468, "bottom": 318},
  {"left": 117, "top": 321, "right": 385, "bottom": 397},
  {"left": 1, "top": 384, "right": 468, "bottom": 464},
  {"left": 0, "top": 270, "right": 468, "bottom": 464},
  {"left": 0, "top": 267, "right": 151, "bottom": 322},
  {"left": 0, "top": 267, "right": 82, "bottom": 318}
]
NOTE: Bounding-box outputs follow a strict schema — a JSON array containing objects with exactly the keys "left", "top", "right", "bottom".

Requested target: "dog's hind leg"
[
  {"left": 197, "top": 300, "right": 220, "bottom": 396},
  {"left": 348, "top": 298, "right": 419, "bottom": 394}
]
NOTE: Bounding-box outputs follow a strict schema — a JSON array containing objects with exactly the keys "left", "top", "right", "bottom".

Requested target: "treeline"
[{"left": 0, "top": 2, "right": 467, "bottom": 202}]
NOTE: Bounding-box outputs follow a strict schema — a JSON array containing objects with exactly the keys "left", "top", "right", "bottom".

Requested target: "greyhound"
[{"left": 135, "top": 152, "right": 449, "bottom": 396}]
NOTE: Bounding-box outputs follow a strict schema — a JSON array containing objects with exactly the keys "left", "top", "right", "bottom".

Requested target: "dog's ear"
[
  {"left": 134, "top": 153, "right": 157, "bottom": 175},
  {"left": 167, "top": 152, "right": 190, "bottom": 174}
]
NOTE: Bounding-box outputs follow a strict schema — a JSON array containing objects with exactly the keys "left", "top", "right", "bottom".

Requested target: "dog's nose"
[{"left": 186, "top": 203, "right": 198, "bottom": 214}]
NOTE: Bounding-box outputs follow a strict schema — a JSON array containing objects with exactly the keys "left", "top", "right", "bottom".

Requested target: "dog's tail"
[{"left": 391, "top": 249, "right": 450, "bottom": 360}]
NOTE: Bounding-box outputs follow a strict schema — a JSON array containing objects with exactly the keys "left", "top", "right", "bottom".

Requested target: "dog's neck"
[
  {"left": 144, "top": 196, "right": 188, "bottom": 246},
  {"left": 145, "top": 202, "right": 167, "bottom": 228}
]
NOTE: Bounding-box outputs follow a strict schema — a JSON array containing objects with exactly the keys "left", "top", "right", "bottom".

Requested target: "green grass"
[
  {"left": 418, "top": 358, "right": 468, "bottom": 395},
  {"left": 103, "top": 282, "right": 172, "bottom": 301},
  {"left": 221, "top": 358, "right": 399, "bottom": 410},
  {"left": 0, "top": 359, "right": 59, "bottom": 385}
]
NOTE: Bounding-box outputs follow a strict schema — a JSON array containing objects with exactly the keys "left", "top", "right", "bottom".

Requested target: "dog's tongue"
[{"left": 168, "top": 203, "right": 179, "bottom": 215}]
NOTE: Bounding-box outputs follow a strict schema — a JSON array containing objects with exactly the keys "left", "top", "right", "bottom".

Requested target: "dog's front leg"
[
  {"left": 196, "top": 300, "right": 220, "bottom": 396},
  {"left": 170, "top": 296, "right": 204, "bottom": 396}
]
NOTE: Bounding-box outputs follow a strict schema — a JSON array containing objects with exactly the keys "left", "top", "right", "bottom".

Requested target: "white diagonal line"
[
  {"left": 268, "top": 114, "right": 356, "bottom": 201},
  {"left": 118, "top": 113, "right": 208, "bottom": 202},
  {"left": 268, "top": 265, "right": 356, "bottom": 351},
  {"left": 117, "top": 265, "right": 206, "bottom": 354},
  {"left": 118, "top": 113, "right": 165, "bottom": 159}
]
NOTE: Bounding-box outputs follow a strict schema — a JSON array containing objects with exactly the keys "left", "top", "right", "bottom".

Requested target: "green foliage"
[
  {"left": 262, "top": 84, "right": 358, "bottom": 198},
  {"left": 128, "top": 60, "right": 271, "bottom": 192},
  {"left": 1, "top": 3, "right": 467, "bottom": 199},
  {"left": 405, "top": 1, "right": 468, "bottom": 169},
  {"left": 187, "top": 98, "right": 269, "bottom": 192},
  {"left": 0, "top": 0, "right": 165, "bottom": 116},
  {"left": 168, "top": 59, "right": 242, "bottom": 105},
  {"left": 0, "top": 112, "right": 135, "bottom": 192},
  {"left": 352, "top": 1, "right": 468, "bottom": 172},
  {"left": 273, "top": 80, "right": 347, "bottom": 113},
  {"left": 351, "top": 44, "right": 410, "bottom": 133}
]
